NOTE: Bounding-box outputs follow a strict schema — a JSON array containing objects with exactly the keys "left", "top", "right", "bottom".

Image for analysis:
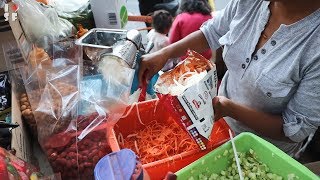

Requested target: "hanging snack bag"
[
  {"left": 155, "top": 50, "right": 218, "bottom": 150},
  {"left": 0, "top": 147, "right": 42, "bottom": 179},
  {"left": 0, "top": 72, "right": 11, "bottom": 122}
]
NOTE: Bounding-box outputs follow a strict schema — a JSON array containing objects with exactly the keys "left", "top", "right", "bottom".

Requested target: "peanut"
[
  {"left": 20, "top": 97, "right": 28, "bottom": 103},
  {"left": 20, "top": 105, "right": 27, "bottom": 111}
]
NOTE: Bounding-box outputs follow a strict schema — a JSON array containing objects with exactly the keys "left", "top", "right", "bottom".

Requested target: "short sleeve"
[
  {"left": 200, "top": 0, "right": 239, "bottom": 50},
  {"left": 282, "top": 56, "right": 320, "bottom": 142},
  {"left": 146, "top": 29, "right": 154, "bottom": 41}
]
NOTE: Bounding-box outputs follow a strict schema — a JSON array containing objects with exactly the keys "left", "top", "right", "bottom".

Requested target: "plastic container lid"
[{"left": 94, "top": 149, "right": 140, "bottom": 180}]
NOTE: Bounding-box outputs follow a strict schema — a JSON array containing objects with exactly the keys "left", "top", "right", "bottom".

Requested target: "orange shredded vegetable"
[
  {"left": 77, "top": 24, "right": 88, "bottom": 38},
  {"left": 120, "top": 120, "right": 198, "bottom": 164},
  {"left": 157, "top": 50, "right": 213, "bottom": 88}
]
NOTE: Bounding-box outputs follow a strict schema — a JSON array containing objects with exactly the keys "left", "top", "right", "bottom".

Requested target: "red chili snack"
[{"left": 44, "top": 112, "right": 112, "bottom": 180}]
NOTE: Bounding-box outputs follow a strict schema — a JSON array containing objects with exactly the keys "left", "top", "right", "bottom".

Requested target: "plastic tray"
[
  {"left": 108, "top": 99, "right": 231, "bottom": 179},
  {"left": 176, "top": 132, "right": 320, "bottom": 180}
]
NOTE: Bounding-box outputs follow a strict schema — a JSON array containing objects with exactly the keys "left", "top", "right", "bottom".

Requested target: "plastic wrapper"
[
  {"left": 155, "top": 50, "right": 218, "bottom": 150},
  {"left": 15, "top": 0, "right": 75, "bottom": 49},
  {"left": 0, "top": 72, "right": 11, "bottom": 122},
  {"left": 48, "top": 0, "right": 95, "bottom": 30},
  {"left": 16, "top": 39, "right": 136, "bottom": 179},
  {"left": 2, "top": 41, "right": 38, "bottom": 134},
  {"left": 43, "top": 112, "right": 112, "bottom": 179},
  {"left": 0, "top": 147, "right": 42, "bottom": 179}
]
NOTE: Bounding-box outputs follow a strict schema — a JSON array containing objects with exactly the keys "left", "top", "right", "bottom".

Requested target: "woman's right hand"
[
  {"left": 137, "top": 31, "right": 210, "bottom": 85},
  {"left": 138, "top": 49, "right": 169, "bottom": 85}
]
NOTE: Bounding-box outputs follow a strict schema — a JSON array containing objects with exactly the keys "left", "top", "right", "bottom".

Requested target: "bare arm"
[
  {"left": 162, "top": 30, "right": 210, "bottom": 60},
  {"left": 214, "top": 96, "right": 292, "bottom": 142},
  {"left": 138, "top": 30, "right": 210, "bottom": 84}
]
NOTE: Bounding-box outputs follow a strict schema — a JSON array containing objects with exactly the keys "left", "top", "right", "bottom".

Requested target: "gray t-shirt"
[{"left": 200, "top": 0, "right": 320, "bottom": 155}]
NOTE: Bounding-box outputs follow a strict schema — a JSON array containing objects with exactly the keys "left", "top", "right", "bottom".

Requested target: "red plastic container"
[{"left": 108, "top": 99, "right": 230, "bottom": 179}]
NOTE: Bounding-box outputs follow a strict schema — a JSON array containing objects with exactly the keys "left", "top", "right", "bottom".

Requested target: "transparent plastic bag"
[
  {"left": 16, "top": 41, "right": 81, "bottom": 179},
  {"left": 48, "top": 0, "right": 95, "bottom": 29},
  {"left": 2, "top": 41, "right": 38, "bottom": 134},
  {"left": 16, "top": 39, "right": 136, "bottom": 179},
  {"left": 0, "top": 147, "right": 42, "bottom": 179},
  {"left": 15, "top": 0, "right": 75, "bottom": 49}
]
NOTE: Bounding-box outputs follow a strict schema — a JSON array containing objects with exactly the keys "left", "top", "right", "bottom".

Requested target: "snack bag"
[
  {"left": 0, "top": 72, "right": 11, "bottom": 122},
  {"left": 155, "top": 50, "right": 218, "bottom": 150},
  {"left": 0, "top": 147, "right": 42, "bottom": 180}
]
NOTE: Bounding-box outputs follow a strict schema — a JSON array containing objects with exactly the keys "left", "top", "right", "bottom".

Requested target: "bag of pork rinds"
[{"left": 155, "top": 50, "right": 218, "bottom": 150}]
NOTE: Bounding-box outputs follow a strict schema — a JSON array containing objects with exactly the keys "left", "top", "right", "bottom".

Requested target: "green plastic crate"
[{"left": 176, "top": 132, "right": 319, "bottom": 180}]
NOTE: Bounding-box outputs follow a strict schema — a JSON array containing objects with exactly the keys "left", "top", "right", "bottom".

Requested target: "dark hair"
[
  {"left": 152, "top": 10, "right": 173, "bottom": 34},
  {"left": 179, "top": 0, "right": 212, "bottom": 15}
]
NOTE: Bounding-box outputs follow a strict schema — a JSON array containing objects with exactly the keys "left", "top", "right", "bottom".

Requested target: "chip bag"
[
  {"left": 155, "top": 50, "right": 218, "bottom": 150},
  {"left": 0, "top": 147, "right": 42, "bottom": 180}
]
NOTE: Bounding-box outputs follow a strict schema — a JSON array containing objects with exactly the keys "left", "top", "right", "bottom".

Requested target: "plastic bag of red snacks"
[{"left": 16, "top": 40, "right": 132, "bottom": 179}]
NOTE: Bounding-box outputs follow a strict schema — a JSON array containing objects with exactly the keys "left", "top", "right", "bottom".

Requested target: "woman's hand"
[
  {"left": 138, "top": 50, "right": 169, "bottom": 84},
  {"left": 138, "top": 30, "right": 210, "bottom": 85},
  {"left": 212, "top": 96, "right": 291, "bottom": 142},
  {"left": 213, "top": 96, "right": 232, "bottom": 121}
]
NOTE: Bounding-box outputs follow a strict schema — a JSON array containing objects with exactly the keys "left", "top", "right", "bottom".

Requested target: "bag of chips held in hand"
[{"left": 155, "top": 50, "right": 218, "bottom": 150}]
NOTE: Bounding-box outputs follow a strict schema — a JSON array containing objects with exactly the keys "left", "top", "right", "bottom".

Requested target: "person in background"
[
  {"left": 169, "top": 0, "right": 213, "bottom": 61},
  {"left": 138, "top": 0, "right": 163, "bottom": 28},
  {"left": 138, "top": 0, "right": 163, "bottom": 17},
  {"left": 138, "top": 0, "right": 320, "bottom": 157},
  {"left": 147, "top": 10, "right": 177, "bottom": 71}
]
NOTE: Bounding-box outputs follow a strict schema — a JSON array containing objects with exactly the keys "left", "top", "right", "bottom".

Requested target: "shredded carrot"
[
  {"left": 156, "top": 50, "right": 213, "bottom": 92},
  {"left": 134, "top": 140, "right": 140, "bottom": 154},
  {"left": 120, "top": 119, "right": 198, "bottom": 164},
  {"left": 153, "top": 99, "right": 160, "bottom": 114},
  {"left": 118, "top": 133, "right": 124, "bottom": 147},
  {"left": 77, "top": 24, "right": 88, "bottom": 38},
  {"left": 127, "top": 133, "right": 138, "bottom": 138},
  {"left": 121, "top": 103, "right": 136, "bottom": 118},
  {"left": 136, "top": 103, "right": 145, "bottom": 125}
]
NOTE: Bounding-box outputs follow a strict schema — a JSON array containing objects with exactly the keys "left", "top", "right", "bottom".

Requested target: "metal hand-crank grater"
[{"left": 76, "top": 28, "right": 142, "bottom": 69}]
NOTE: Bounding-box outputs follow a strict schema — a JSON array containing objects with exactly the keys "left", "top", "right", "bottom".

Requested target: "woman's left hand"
[{"left": 212, "top": 96, "right": 232, "bottom": 121}]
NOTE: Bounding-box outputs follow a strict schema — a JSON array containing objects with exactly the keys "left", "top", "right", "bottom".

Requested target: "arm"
[
  {"left": 138, "top": 0, "right": 240, "bottom": 83},
  {"left": 214, "top": 55, "right": 320, "bottom": 143},
  {"left": 138, "top": 30, "right": 210, "bottom": 83},
  {"left": 163, "top": 30, "right": 210, "bottom": 60},
  {"left": 213, "top": 96, "right": 290, "bottom": 142}
]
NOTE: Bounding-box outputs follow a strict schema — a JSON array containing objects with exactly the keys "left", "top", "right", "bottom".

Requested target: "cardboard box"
[
  {"left": 10, "top": 87, "right": 33, "bottom": 163},
  {"left": 90, "top": 0, "right": 128, "bottom": 29},
  {"left": 6, "top": 2, "right": 32, "bottom": 64},
  {"left": 11, "top": 87, "right": 55, "bottom": 175}
]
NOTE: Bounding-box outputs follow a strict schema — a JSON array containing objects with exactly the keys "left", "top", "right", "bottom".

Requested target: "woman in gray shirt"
[{"left": 138, "top": 0, "right": 320, "bottom": 156}]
